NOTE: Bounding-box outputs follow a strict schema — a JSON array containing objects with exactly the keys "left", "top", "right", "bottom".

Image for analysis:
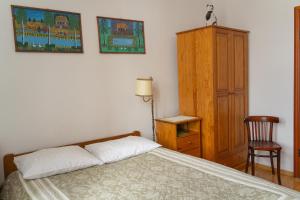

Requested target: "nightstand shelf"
[{"left": 155, "top": 115, "right": 201, "bottom": 157}]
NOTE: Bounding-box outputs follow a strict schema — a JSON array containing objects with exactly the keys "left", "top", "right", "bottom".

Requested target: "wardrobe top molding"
[{"left": 176, "top": 25, "right": 249, "bottom": 35}]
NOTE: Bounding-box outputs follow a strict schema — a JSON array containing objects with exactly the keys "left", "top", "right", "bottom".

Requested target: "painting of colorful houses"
[
  {"left": 11, "top": 5, "right": 83, "bottom": 53},
  {"left": 97, "top": 17, "right": 145, "bottom": 54}
]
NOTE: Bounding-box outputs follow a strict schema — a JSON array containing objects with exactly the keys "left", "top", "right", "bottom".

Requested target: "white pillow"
[
  {"left": 14, "top": 145, "right": 102, "bottom": 179},
  {"left": 85, "top": 136, "right": 161, "bottom": 163}
]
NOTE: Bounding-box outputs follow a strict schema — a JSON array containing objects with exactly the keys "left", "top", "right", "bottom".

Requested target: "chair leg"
[
  {"left": 245, "top": 149, "right": 250, "bottom": 173},
  {"left": 251, "top": 148, "right": 255, "bottom": 176},
  {"left": 270, "top": 151, "right": 275, "bottom": 175},
  {"left": 277, "top": 150, "right": 281, "bottom": 185}
]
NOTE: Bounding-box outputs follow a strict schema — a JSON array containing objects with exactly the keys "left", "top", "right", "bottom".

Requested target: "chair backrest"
[{"left": 244, "top": 116, "right": 279, "bottom": 142}]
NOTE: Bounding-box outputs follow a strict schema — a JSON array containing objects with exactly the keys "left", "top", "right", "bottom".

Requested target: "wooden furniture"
[
  {"left": 177, "top": 26, "right": 249, "bottom": 167},
  {"left": 244, "top": 116, "right": 282, "bottom": 185},
  {"left": 3, "top": 131, "right": 140, "bottom": 178},
  {"left": 155, "top": 116, "right": 201, "bottom": 157}
]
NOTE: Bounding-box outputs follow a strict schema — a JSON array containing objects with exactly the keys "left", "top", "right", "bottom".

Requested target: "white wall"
[
  {"left": 211, "top": 0, "right": 300, "bottom": 172},
  {"left": 0, "top": 0, "right": 208, "bottom": 183}
]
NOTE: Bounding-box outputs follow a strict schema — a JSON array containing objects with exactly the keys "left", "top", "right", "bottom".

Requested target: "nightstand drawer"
[{"left": 177, "top": 134, "right": 200, "bottom": 151}]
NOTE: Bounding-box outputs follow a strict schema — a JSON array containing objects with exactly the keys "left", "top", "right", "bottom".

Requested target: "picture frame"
[
  {"left": 11, "top": 5, "right": 84, "bottom": 53},
  {"left": 97, "top": 16, "right": 146, "bottom": 54}
]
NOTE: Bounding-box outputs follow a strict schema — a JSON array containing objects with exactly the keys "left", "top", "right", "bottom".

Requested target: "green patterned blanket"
[{"left": 1, "top": 148, "right": 300, "bottom": 200}]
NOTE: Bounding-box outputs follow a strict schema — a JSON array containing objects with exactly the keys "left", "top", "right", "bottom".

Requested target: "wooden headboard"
[{"left": 3, "top": 130, "right": 141, "bottom": 178}]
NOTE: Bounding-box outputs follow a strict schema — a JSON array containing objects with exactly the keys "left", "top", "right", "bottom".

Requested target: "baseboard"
[{"left": 236, "top": 163, "right": 294, "bottom": 177}]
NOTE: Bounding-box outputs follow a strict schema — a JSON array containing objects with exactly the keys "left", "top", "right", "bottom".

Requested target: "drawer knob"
[{"left": 188, "top": 141, "right": 192, "bottom": 144}]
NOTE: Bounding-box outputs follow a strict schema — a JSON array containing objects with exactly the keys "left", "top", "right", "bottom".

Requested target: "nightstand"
[{"left": 155, "top": 115, "right": 202, "bottom": 157}]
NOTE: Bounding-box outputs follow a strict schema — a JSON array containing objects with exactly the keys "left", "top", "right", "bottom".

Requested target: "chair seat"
[{"left": 249, "top": 141, "right": 282, "bottom": 151}]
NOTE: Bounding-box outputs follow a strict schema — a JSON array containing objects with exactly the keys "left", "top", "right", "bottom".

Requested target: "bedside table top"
[{"left": 155, "top": 115, "right": 200, "bottom": 124}]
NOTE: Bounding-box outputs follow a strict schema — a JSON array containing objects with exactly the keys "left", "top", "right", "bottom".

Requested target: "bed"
[{"left": 1, "top": 131, "right": 300, "bottom": 200}]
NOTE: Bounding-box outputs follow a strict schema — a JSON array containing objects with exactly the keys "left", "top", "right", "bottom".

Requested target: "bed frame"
[{"left": 3, "top": 130, "right": 141, "bottom": 178}]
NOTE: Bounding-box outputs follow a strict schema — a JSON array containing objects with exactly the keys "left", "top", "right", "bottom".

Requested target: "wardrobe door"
[
  {"left": 231, "top": 31, "right": 248, "bottom": 155},
  {"left": 177, "top": 32, "right": 197, "bottom": 116},
  {"left": 215, "top": 29, "right": 233, "bottom": 159},
  {"left": 216, "top": 95, "right": 230, "bottom": 157}
]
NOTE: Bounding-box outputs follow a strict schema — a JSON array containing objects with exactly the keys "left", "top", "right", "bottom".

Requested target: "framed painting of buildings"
[
  {"left": 97, "top": 17, "right": 145, "bottom": 54},
  {"left": 11, "top": 5, "right": 83, "bottom": 53}
]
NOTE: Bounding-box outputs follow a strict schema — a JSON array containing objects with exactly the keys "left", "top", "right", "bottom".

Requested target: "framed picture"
[
  {"left": 11, "top": 5, "right": 83, "bottom": 53},
  {"left": 97, "top": 17, "right": 145, "bottom": 54}
]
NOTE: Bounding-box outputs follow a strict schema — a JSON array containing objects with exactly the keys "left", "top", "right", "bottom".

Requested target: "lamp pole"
[
  {"left": 142, "top": 96, "right": 155, "bottom": 141},
  {"left": 151, "top": 98, "right": 155, "bottom": 141}
]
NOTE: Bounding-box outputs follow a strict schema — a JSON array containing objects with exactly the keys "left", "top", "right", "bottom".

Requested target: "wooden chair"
[{"left": 244, "top": 116, "right": 282, "bottom": 185}]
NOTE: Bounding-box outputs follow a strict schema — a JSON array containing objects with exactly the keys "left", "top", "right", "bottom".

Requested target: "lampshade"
[{"left": 135, "top": 77, "right": 153, "bottom": 96}]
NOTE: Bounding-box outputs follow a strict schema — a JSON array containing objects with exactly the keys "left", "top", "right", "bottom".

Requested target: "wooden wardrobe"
[{"left": 177, "top": 26, "right": 249, "bottom": 167}]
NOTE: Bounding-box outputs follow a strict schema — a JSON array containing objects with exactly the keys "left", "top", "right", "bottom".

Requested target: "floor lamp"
[{"left": 135, "top": 77, "right": 155, "bottom": 141}]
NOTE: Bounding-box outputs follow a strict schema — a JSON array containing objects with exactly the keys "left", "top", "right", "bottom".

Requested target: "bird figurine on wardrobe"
[{"left": 205, "top": 4, "right": 217, "bottom": 26}]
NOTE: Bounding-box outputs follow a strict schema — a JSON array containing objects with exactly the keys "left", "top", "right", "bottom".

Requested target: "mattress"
[{"left": 1, "top": 148, "right": 300, "bottom": 200}]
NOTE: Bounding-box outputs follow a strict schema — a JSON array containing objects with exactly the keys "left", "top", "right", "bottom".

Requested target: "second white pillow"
[{"left": 85, "top": 136, "right": 161, "bottom": 163}]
